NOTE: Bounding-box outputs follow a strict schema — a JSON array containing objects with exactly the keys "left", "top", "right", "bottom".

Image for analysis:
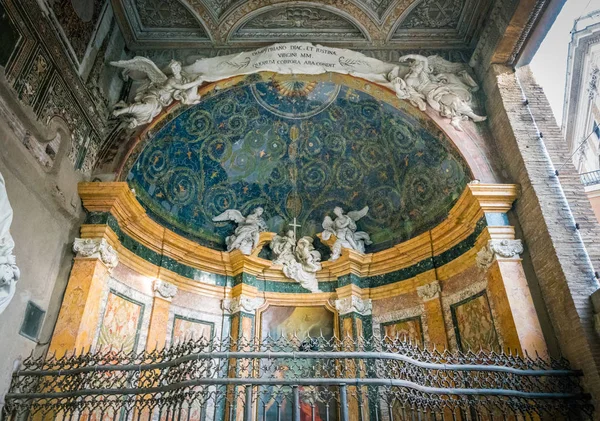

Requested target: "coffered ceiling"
[{"left": 111, "top": 0, "right": 492, "bottom": 52}]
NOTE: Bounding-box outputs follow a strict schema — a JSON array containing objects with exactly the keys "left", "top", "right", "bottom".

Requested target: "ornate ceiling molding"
[
  {"left": 220, "top": 0, "right": 381, "bottom": 43},
  {"left": 114, "top": 0, "right": 213, "bottom": 45},
  {"left": 388, "top": 0, "right": 490, "bottom": 48},
  {"left": 227, "top": 4, "right": 370, "bottom": 43},
  {"left": 112, "top": 0, "right": 493, "bottom": 50}
]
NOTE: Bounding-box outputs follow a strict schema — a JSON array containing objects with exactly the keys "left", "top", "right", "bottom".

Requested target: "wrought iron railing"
[
  {"left": 581, "top": 169, "right": 600, "bottom": 186},
  {"left": 1, "top": 335, "right": 593, "bottom": 420}
]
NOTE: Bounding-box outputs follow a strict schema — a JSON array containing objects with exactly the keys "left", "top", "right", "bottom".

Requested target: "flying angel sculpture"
[
  {"left": 212, "top": 207, "right": 267, "bottom": 255},
  {"left": 110, "top": 57, "right": 204, "bottom": 128},
  {"left": 387, "top": 54, "right": 486, "bottom": 131},
  {"left": 321, "top": 206, "right": 371, "bottom": 261}
]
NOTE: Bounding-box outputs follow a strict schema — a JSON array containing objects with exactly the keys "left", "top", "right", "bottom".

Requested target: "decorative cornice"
[
  {"left": 476, "top": 239, "right": 524, "bottom": 270},
  {"left": 417, "top": 281, "right": 441, "bottom": 301},
  {"left": 73, "top": 238, "right": 119, "bottom": 270},
  {"left": 221, "top": 296, "right": 265, "bottom": 314},
  {"left": 153, "top": 279, "right": 178, "bottom": 300},
  {"left": 78, "top": 182, "right": 519, "bottom": 285},
  {"left": 334, "top": 295, "right": 372, "bottom": 316}
]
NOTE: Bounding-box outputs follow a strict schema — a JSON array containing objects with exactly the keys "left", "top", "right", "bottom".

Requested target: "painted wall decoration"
[
  {"left": 97, "top": 291, "right": 144, "bottom": 353},
  {"left": 451, "top": 291, "right": 499, "bottom": 352},
  {"left": 0, "top": 2, "right": 21, "bottom": 67},
  {"left": 171, "top": 316, "right": 214, "bottom": 343},
  {"left": 128, "top": 74, "right": 471, "bottom": 252},
  {"left": 259, "top": 306, "right": 335, "bottom": 421},
  {"left": 51, "top": 0, "right": 106, "bottom": 61},
  {"left": 381, "top": 316, "right": 423, "bottom": 347}
]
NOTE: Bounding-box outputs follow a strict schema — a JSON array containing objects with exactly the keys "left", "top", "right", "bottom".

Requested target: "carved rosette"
[
  {"left": 417, "top": 281, "right": 441, "bottom": 301},
  {"left": 221, "top": 296, "right": 265, "bottom": 315},
  {"left": 334, "top": 296, "right": 372, "bottom": 316},
  {"left": 73, "top": 238, "right": 119, "bottom": 270},
  {"left": 153, "top": 280, "right": 178, "bottom": 300},
  {"left": 476, "top": 239, "right": 524, "bottom": 270}
]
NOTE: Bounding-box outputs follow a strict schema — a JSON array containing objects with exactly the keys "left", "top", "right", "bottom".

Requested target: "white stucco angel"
[
  {"left": 0, "top": 172, "right": 20, "bottom": 315},
  {"left": 321, "top": 206, "right": 371, "bottom": 261},
  {"left": 212, "top": 207, "right": 267, "bottom": 255},
  {"left": 111, "top": 57, "right": 205, "bottom": 128},
  {"left": 270, "top": 231, "right": 322, "bottom": 293},
  {"left": 388, "top": 54, "right": 486, "bottom": 131}
]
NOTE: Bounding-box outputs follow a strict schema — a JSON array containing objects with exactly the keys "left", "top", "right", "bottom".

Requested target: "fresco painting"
[
  {"left": 97, "top": 291, "right": 143, "bottom": 354},
  {"left": 381, "top": 316, "right": 424, "bottom": 347},
  {"left": 172, "top": 316, "right": 213, "bottom": 343},
  {"left": 452, "top": 292, "right": 499, "bottom": 352}
]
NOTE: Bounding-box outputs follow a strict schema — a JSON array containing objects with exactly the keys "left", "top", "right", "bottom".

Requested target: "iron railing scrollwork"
[{"left": 1, "top": 335, "right": 593, "bottom": 420}]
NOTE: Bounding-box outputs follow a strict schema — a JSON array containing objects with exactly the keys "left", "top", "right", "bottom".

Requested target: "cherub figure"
[
  {"left": 321, "top": 206, "right": 371, "bottom": 261},
  {"left": 111, "top": 57, "right": 205, "bottom": 128},
  {"left": 212, "top": 207, "right": 267, "bottom": 255},
  {"left": 270, "top": 231, "right": 322, "bottom": 293}
]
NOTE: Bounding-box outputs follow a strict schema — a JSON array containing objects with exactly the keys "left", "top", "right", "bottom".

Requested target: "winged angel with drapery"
[
  {"left": 110, "top": 57, "right": 205, "bottom": 128},
  {"left": 388, "top": 54, "right": 486, "bottom": 131},
  {"left": 321, "top": 206, "right": 371, "bottom": 261},
  {"left": 212, "top": 208, "right": 267, "bottom": 255}
]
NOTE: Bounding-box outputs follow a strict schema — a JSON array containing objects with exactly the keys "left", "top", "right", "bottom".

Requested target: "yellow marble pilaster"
[
  {"left": 49, "top": 257, "right": 111, "bottom": 356},
  {"left": 486, "top": 257, "right": 548, "bottom": 358},
  {"left": 416, "top": 281, "right": 448, "bottom": 350},
  {"left": 146, "top": 280, "right": 177, "bottom": 351}
]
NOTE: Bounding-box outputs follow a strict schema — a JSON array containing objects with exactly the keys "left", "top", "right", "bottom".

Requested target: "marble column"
[
  {"left": 416, "top": 281, "right": 448, "bottom": 350},
  {"left": 49, "top": 238, "right": 118, "bottom": 356},
  {"left": 477, "top": 239, "right": 548, "bottom": 358},
  {"left": 146, "top": 280, "right": 177, "bottom": 351}
]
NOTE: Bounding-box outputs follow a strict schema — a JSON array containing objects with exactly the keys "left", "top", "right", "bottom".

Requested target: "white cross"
[{"left": 289, "top": 218, "right": 301, "bottom": 242}]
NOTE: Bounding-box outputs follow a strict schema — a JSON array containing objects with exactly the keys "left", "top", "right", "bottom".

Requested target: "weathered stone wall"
[
  {"left": 483, "top": 64, "right": 600, "bottom": 408},
  {"left": 0, "top": 94, "right": 83, "bottom": 399}
]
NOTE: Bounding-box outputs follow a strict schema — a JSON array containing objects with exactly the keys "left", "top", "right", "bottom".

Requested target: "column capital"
[
  {"left": 476, "top": 239, "right": 523, "bottom": 270},
  {"left": 153, "top": 279, "right": 177, "bottom": 301},
  {"left": 221, "top": 296, "right": 265, "bottom": 315},
  {"left": 333, "top": 296, "right": 372, "bottom": 316},
  {"left": 417, "top": 281, "right": 441, "bottom": 301},
  {"left": 73, "top": 238, "right": 118, "bottom": 270}
]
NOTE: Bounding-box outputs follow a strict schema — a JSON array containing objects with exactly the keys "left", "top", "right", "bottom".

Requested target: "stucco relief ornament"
[
  {"left": 221, "top": 296, "right": 265, "bottom": 314},
  {"left": 270, "top": 231, "right": 322, "bottom": 293},
  {"left": 387, "top": 54, "right": 486, "bottom": 131},
  {"left": 111, "top": 57, "right": 204, "bottom": 128},
  {"left": 212, "top": 208, "right": 267, "bottom": 255},
  {"left": 333, "top": 296, "right": 372, "bottom": 316},
  {"left": 73, "top": 238, "right": 119, "bottom": 270},
  {"left": 476, "top": 239, "right": 524, "bottom": 270},
  {"left": 0, "top": 172, "right": 20, "bottom": 315},
  {"left": 153, "top": 280, "right": 178, "bottom": 300},
  {"left": 321, "top": 206, "right": 371, "bottom": 261}
]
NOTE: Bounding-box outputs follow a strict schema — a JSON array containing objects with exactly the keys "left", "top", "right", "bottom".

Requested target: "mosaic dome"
[{"left": 127, "top": 74, "right": 471, "bottom": 252}]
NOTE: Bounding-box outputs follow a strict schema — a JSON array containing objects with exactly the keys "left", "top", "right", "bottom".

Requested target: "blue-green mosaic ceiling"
[{"left": 127, "top": 75, "right": 471, "bottom": 252}]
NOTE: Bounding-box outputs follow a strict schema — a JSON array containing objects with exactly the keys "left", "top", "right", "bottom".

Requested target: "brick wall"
[{"left": 484, "top": 64, "right": 600, "bottom": 409}]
